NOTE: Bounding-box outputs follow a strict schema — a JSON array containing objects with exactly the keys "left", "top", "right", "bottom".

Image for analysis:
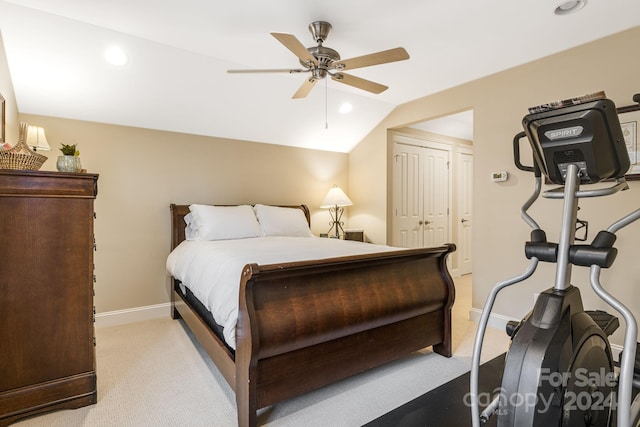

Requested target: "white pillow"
[
  {"left": 187, "top": 204, "right": 261, "bottom": 241},
  {"left": 254, "top": 204, "right": 313, "bottom": 237},
  {"left": 184, "top": 212, "right": 199, "bottom": 241}
]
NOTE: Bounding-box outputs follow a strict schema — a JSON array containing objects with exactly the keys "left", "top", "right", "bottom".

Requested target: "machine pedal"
[{"left": 585, "top": 310, "right": 619, "bottom": 336}]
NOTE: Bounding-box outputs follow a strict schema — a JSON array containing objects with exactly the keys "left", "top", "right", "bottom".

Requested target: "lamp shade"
[
  {"left": 320, "top": 185, "right": 353, "bottom": 208},
  {"left": 26, "top": 126, "right": 51, "bottom": 151}
]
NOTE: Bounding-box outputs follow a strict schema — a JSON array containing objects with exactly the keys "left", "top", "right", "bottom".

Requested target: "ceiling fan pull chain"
[{"left": 325, "top": 78, "right": 329, "bottom": 129}]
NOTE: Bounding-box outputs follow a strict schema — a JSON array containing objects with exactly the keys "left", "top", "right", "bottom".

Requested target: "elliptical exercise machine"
[{"left": 470, "top": 92, "right": 640, "bottom": 427}]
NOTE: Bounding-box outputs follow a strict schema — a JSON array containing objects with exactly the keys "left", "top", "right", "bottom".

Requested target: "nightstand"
[{"left": 344, "top": 229, "right": 364, "bottom": 242}]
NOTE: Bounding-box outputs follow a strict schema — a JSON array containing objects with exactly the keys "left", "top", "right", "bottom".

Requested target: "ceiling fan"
[{"left": 227, "top": 21, "right": 410, "bottom": 99}]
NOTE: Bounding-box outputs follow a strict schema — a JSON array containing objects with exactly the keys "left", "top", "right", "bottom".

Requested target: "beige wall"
[
  {"left": 349, "top": 27, "right": 640, "bottom": 346},
  {"left": 19, "top": 114, "right": 349, "bottom": 313}
]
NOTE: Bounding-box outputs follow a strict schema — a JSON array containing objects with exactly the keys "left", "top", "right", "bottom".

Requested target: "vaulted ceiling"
[{"left": 0, "top": 1, "right": 638, "bottom": 152}]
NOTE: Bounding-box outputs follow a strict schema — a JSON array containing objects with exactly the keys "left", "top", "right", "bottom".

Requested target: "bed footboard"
[{"left": 235, "top": 244, "right": 455, "bottom": 426}]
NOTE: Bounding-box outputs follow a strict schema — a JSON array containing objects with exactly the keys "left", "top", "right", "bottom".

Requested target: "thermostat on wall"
[{"left": 491, "top": 171, "right": 508, "bottom": 182}]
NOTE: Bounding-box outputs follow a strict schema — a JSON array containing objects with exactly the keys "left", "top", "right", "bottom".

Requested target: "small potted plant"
[{"left": 56, "top": 143, "right": 82, "bottom": 172}]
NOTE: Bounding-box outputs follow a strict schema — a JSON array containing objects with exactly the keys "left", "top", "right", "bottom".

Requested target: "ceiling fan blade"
[
  {"left": 271, "top": 33, "right": 318, "bottom": 67},
  {"left": 227, "top": 68, "right": 307, "bottom": 74},
  {"left": 331, "top": 73, "right": 388, "bottom": 94},
  {"left": 333, "top": 47, "right": 409, "bottom": 71},
  {"left": 292, "top": 78, "right": 318, "bottom": 99}
]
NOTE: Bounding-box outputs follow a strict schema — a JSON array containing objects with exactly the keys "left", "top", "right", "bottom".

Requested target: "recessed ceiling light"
[
  {"left": 554, "top": 0, "right": 587, "bottom": 15},
  {"left": 104, "top": 46, "right": 128, "bottom": 67},
  {"left": 339, "top": 102, "right": 353, "bottom": 114}
]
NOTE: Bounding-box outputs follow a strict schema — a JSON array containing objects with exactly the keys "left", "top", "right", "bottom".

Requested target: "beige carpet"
[{"left": 15, "top": 275, "right": 509, "bottom": 427}]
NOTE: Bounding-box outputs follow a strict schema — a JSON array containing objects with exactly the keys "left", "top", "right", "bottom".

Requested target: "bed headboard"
[{"left": 169, "top": 204, "right": 311, "bottom": 250}]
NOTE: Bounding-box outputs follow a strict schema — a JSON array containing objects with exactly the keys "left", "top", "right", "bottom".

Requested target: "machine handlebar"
[{"left": 512, "top": 131, "right": 541, "bottom": 177}]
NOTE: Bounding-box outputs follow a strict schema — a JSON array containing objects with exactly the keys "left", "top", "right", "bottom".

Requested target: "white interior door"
[
  {"left": 392, "top": 143, "right": 424, "bottom": 248},
  {"left": 457, "top": 149, "right": 473, "bottom": 275},
  {"left": 423, "top": 147, "right": 450, "bottom": 247},
  {"left": 392, "top": 140, "right": 450, "bottom": 249}
]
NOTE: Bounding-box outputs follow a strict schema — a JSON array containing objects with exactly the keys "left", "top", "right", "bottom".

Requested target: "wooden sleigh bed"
[{"left": 169, "top": 203, "right": 456, "bottom": 426}]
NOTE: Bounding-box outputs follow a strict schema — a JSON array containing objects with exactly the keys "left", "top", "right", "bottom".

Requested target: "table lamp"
[
  {"left": 320, "top": 185, "right": 353, "bottom": 238},
  {"left": 26, "top": 126, "right": 51, "bottom": 152}
]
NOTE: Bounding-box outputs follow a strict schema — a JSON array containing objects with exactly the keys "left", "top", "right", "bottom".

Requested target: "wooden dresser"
[{"left": 0, "top": 170, "right": 98, "bottom": 426}]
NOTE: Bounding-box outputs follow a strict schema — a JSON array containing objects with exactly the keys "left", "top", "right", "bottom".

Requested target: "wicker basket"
[{"left": 0, "top": 122, "right": 48, "bottom": 170}]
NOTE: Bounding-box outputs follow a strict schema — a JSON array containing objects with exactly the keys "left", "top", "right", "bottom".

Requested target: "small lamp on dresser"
[
  {"left": 320, "top": 185, "right": 353, "bottom": 239},
  {"left": 26, "top": 125, "right": 51, "bottom": 152}
]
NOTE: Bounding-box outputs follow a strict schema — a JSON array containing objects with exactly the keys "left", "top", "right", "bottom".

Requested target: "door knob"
[{"left": 461, "top": 218, "right": 469, "bottom": 223}]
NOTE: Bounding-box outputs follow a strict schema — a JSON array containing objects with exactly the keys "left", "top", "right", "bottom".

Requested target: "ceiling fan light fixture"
[{"left": 554, "top": 0, "right": 587, "bottom": 15}]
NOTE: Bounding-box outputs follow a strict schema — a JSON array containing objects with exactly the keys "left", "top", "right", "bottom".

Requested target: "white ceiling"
[
  {"left": 409, "top": 110, "right": 474, "bottom": 141},
  {"left": 0, "top": 1, "right": 638, "bottom": 152}
]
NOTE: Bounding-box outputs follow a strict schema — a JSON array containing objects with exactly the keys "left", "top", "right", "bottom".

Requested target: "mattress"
[
  {"left": 166, "top": 236, "right": 399, "bottom": 349},
  {"left": 175, "top": 281, "right": 230, "bottom": 351}
]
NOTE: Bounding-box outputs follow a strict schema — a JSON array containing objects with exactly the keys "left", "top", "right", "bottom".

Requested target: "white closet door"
[
  {"left": 392, "top": 143, "right": 424, "bottom": 248},
  {"left": 392, "top": 141, "right": 450, "bottom": 249},
  {"left": 423, "top": 146, "right": 450, "bottom": 247}
]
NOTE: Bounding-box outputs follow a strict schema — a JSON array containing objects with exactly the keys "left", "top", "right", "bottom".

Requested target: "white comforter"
[{"left": 166, "top": 236, "right": 399, "bottom": 349}]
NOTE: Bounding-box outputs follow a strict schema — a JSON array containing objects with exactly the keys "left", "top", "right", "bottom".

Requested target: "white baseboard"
[
  {"left": 469, "top": 308, "right": 625, "bottom": 361},
  {"left": 95, "top": 303, "right": 171, "bottom": 328},
  {"left": 469, "top": 307, "right": 513, "bottom": 332}
]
